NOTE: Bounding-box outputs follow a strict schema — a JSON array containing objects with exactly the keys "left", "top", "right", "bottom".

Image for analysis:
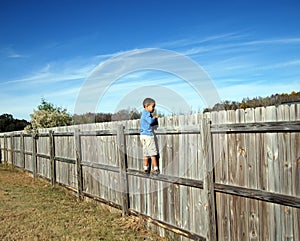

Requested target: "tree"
[
  {"left": 0, "top": 114, "right": 29, "bottom": 133},
  {"left": 204, "top": 91, "right": 300, "bottom": 113},
  {"left": 111, "top": 108, "right": 141, "bottom": 121},
  {"left": 26, "top": 98, "right": 72, "bottom": 131},
  {"left": 73, "top": 112, "right": 113, "bottom": 124}
]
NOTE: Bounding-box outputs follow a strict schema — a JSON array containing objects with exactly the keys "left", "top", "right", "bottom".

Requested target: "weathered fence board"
[
  {"left": 208, "top": 105, "right": 300, "bottom": 241},
  {"left": 1, "top": 104, "right": 300, "bottom": 241}
]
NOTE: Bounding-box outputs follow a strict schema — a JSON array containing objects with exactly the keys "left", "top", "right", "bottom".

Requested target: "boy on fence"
[{"left": 140, "top": 98, "right": 159, "bottom": 175}]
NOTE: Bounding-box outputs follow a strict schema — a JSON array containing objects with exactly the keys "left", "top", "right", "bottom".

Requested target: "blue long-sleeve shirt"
[{"left": 140, "top": 109, "right": 157, "bottom": 136}]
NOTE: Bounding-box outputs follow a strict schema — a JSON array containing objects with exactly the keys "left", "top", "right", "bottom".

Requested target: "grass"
[{"left": 0, "top": 164, "right": 170, "bottom": 241}]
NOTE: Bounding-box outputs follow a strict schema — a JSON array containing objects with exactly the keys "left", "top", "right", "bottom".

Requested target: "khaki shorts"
[{"left": 140, "top": 135, "right": 158, "bottom": 157}]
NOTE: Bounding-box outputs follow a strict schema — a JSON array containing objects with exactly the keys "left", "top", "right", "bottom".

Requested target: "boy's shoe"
[
  {"left": 143, "top": 169, "right": 150, "bottom": 174},
  {"left": 151, "top": 169, "right": 160, "bottom": 175}
]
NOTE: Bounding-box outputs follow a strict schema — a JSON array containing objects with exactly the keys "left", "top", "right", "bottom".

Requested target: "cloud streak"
[
  {"left": 156, "top": 33, "right": 300, "bottom": 68},
  {"left": 0, "top": 46, "right": 26, "bottom": 58},
  {"left": 0, "top": 61, "right": 91, "bottom": 87}
]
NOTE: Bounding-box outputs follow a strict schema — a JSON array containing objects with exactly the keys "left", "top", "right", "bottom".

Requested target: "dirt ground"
[{"left": 0, "top": 164, "right": 170, "bottom": 241}]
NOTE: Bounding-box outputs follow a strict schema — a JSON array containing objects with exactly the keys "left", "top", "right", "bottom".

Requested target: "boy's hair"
[{"left": 143, "top": 98, "right": 156, "bottom": 107}]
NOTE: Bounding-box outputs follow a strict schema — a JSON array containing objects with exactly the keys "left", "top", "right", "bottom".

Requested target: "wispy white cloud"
[
  {"left": 0, "top": 46, "right": 27, "bottom": 58},
  {"left": 206, "top": 58, "right": 300, "bottom": 80},
  {"left": 157, "top": 32, "right": 245, "bottom": 49},
  {"left": 0, "top": 60, "right": 91, "bottom": 86},
  {"left": 156, "top": 33, "right": 300, "bottom": 61},
  {"left": 8, "top": 53, "right": 25, "bottom": 58},
  {"left": 0, "top": 72, "right": 80, "bottom": 87},
  {"left": 182, "top": 39, "right": 295, "bottom": 57},
  {"left": 255, "top": 59, "right": 300, "bottom": 70},
  {"left": 239, "top": 38, "right": 300, "bottom": 46}
]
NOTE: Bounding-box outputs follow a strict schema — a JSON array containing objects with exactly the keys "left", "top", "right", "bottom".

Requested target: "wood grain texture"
[{"left": 0, "top": 104, "right": 299, "bottom": 241}]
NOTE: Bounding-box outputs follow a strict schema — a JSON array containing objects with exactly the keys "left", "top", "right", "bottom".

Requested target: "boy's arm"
[
  {"left": 149, "top": 115, "right": 159, "bottom": 128},
  {"left": 150, "top": 115, "right": 159, "bottom": 123},
  {"left": 145, "top": 113, "right": 158, "bottom": 124}
]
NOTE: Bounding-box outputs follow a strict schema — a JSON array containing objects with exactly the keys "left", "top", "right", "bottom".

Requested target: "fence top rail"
[
  {"left": 125, "top": 127, "right": 201, "bottom": 135},
  {"left": 211, "top": 120, "right": 300, "bottom": 133},
  {"left": 53, "top": 132, "right": 74, "bottom": 137},
  {"left": 0, "top": 133, "right": 32, "bottom": 138},
  {"left": 79, "top": 130, "right": 116, "bottom": 136}
]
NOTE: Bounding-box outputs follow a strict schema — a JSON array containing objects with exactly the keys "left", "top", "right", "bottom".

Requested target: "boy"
[{"left": 140, "top": 98, "right": 159, "bottom": 175}]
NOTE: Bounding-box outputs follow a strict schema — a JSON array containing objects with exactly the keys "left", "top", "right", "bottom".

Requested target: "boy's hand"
[{"left": 153, "top": 116, "right": 159, "bottom": 118}]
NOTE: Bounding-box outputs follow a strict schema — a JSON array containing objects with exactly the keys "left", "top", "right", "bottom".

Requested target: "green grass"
[{"left": 0, "top": 164, "right": 169, "bottom": 241}]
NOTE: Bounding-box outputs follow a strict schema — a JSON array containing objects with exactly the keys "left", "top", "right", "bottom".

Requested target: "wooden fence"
[{"left": 0, "top": 104, "right": 299, "bottom": 241}]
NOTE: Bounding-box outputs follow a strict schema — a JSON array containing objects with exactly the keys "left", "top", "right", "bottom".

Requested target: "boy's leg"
[
  {"left": 151, "top": 156, "right": 158, "bottom": 169},
  {"left": 151, "top": 156, "right": 159, "bottom": 175},
  {"left": 144, "top": 156, "right": 149, "bottom": 172}
]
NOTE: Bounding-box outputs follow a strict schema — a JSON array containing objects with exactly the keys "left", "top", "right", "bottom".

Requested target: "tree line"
[
  {"left": 203, "top": 91, "right": 300, "bottom": 112},
  {"left": 1, "top": 91, "right": 299, "bottom": 132},
  {"left": 72, "top": 108, "right": 141, "bottom": 125},
  {"left": 0, "top": 114, "right": 29, "bottom": 133}
]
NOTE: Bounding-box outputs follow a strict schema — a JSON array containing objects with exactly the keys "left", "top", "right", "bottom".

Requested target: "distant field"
[{"left": 0, "top": 165, "right": 169, "bottom": 241}]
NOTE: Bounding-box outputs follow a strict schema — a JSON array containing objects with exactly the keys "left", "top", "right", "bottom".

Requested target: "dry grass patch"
[{"left": 0, "top": 165, "right": 170, "bottom": 241}]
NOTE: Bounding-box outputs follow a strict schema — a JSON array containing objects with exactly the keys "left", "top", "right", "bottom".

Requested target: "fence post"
[
  {"left": 32, "top": 133, "right": 38, "bottom": 179},
  {"left": 3, "top": 135, "right": 7, "bottom": 165},
  {"left": 74, "top": 128, "right": 83, "bottom": 200},
  {"left": 201, "top": 117, "right": 217, "bottom": 241},
  {"left": 49, "top": 130, "right": 56, "bottom": 186},
  {"left": 117, "top": 125, "right": 129, "bottom": 216},
  {"left": 20, "top": 133, "right": 25, "bottom": 170},
  {"left": 10, "top": 133, "right": 14, "bottom": 167}
]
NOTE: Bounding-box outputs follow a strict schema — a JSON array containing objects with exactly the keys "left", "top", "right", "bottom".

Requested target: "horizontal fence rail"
[
  {"left": 211, "top": 120, "right": 300, "bottom": 133},
  {"left": 1, "top": 104, "right": 300, "bottom": 241}
]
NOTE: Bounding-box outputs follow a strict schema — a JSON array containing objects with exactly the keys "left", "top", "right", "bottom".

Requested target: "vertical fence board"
[
  {"left": 10, "top": 133, "right": 14, "bottom": 167},
  {"left": 3, "top": 135, "right": 8, "bottom": 164},
  {"left": 237, "top": 109, "right": 249, "bottom": 240},
  {"left": 290, "top": 104, "right": 300, "bottom": 241},
  {"left": 32, "top": 134, "right": 37, "bottom": 179},
  {"left": 49, "top": 130, "right": 56, "bottom": 185},
  {"left": 20, "top": 133, "right": 25, "bottom": 169},
  {"left": 278, "top": 105, "right": 293, "bottom": 241},
  {"left": 23, "top": 135, "right": 30, "bottom": 171},
  {"left": 246, "top": 109, "right": 259, "bottom": 241},
  {"left": 6, "top": 135, "right": 11, "bottom": 164},
  {"left": 201, "top": 117, "right": 217, "bottom": 241},
  {"left": 117, "top": 125, "right": 129, "bottom": 216},
  {"left": 256, "top": 108, "right": 271, "bottom": 241},
  {"left": 75, "top": 129, "right": 83, "bottom": 200},
  {"left": 265, "top": 106, "right": 281, "bottom": 241},
  {"left": 212, "top": 110, "right": 231, "bottom": 241}
]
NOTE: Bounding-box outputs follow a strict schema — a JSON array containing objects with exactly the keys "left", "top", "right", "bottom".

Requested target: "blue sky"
[{"left": 0, "top": 0, "right": 299, "bottom": 120}]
